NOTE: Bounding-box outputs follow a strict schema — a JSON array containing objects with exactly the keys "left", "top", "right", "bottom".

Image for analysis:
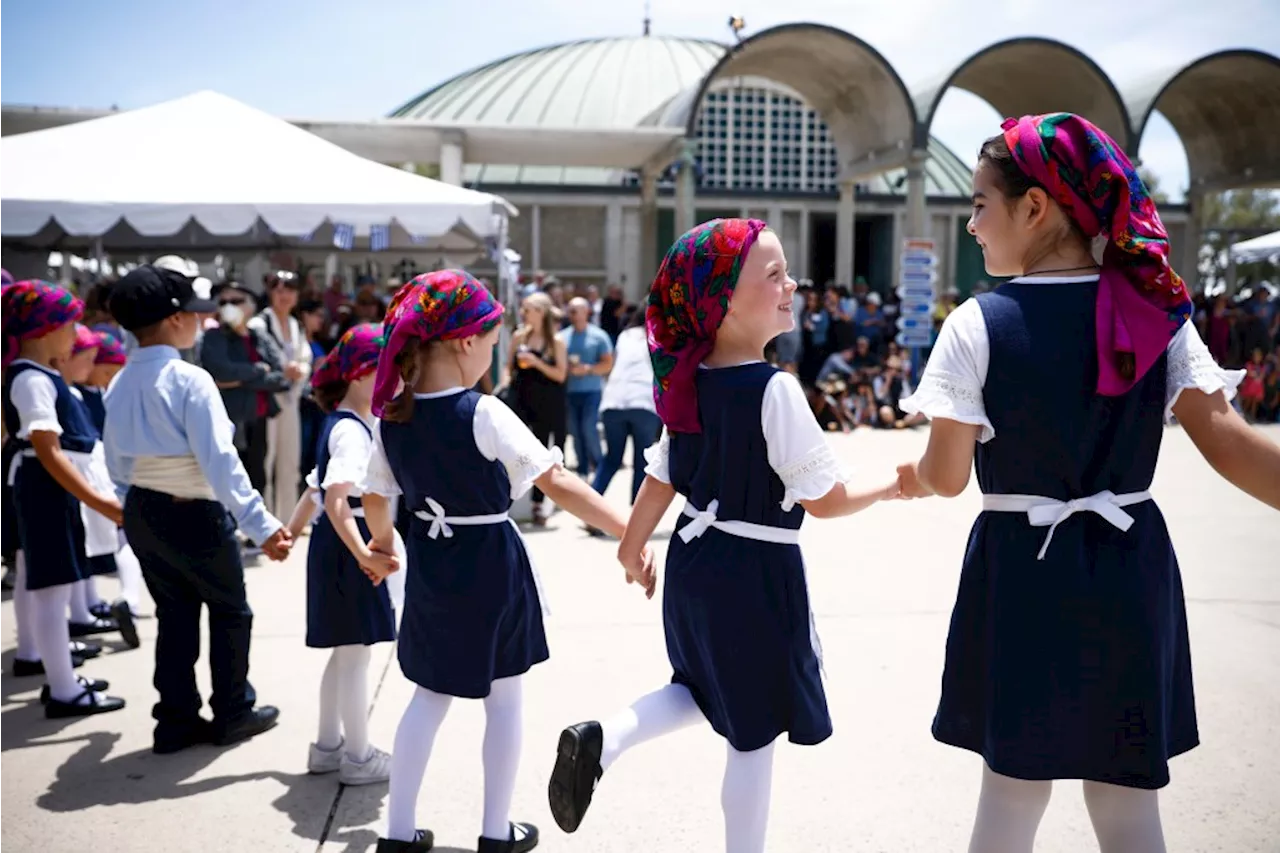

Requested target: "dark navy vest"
[
  {"left": 2, "top": 361, "right": 98, "bottom": 454},
  {"left": 316, "top": 410, "right": 371, "bottom": 511}
]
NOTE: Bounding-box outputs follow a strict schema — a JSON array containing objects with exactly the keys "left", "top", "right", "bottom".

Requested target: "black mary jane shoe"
[
  {"left": 69, "top": 616, "right": 119, "bottom": 638},
  {"left": 12, "top": 655, "right": 88, "bottom": 677},
  {"left": 89, "top": 601, "right": 113, "bottom": 619},
  {"left": 41, "top": 676, "right": 109, "bottom": 704},
  {"left": 477, "top": 823, "right": 538, "bottom": 853},
  {"left": 70, "top": 640, "right": 103, "bottom": 659},
  {"left": 548, "top": 721, "right": 603, "bottom": 833},
  {"left": 110, "top": 599, "right": 141, "bottom": 649},
  {"left": 45, "top": 688, "right": 126, "bottom": 719},
  {"left": 374, "top": 829, "right": 435, "bottom": 852}
]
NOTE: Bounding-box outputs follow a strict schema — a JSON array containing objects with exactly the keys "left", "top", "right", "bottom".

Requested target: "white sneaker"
[
  {"left": 339, "top": 745, "right": 391, "bottom": 786},
  {"left": 308, "top": 738, "right": 344, "bottom": 774}
]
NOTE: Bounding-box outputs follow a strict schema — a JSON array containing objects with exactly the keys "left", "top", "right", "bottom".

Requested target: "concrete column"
[
  {"left": 905, "top": 148, "right": 930, "bottom": 243},
  {"left": 768, "top": 204, "right": 784, "bottom": 231},
  {"left": 799, "top": 208, "right": 811, "bottom": 281},
  {"left": 439, "top": 131, "right": 464, "bottom": 186},
  {"left": 1183, "top": 190, "right": 1203, "bottom": 293},
  {"left": 530, "top": 204, "right": 542, "bottom": 271},
  {"left": 836, "top": 179, "right": 856, "bottom": 287},
  {"left": 639, "top": 171, "right": 659, "bottom": 290},
  {"left": 675, "top": 139, "right": 697, "bottom": 236},
  {"left": 605, "top": 200, "right": 624, "bottom": 286}
]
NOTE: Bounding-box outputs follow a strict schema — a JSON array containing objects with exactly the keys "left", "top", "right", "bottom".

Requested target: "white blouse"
[
  {"left": 9, "top": 360, "right": 63, "bottom": 438},
  {"left": 304, "top": 410, "right": 376, "bottom": 497},
  {"left": 599, "top": 326, "right": 657, "bottom": 413},
  {"left": 900, "top": 275, "right": 1245, "bottom": 442},
  {"left": 362, "top": 389, "right": 561, "bottom": 500},
  {"left": 644, "top": 366, "right": 850, "bottom": 511}
]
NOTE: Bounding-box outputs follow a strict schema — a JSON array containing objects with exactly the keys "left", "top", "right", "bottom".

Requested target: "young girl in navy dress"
[
  {"left": 284, "top": 322, "right": 399, "bottom": 787},
  {"left": 61, "top": 325, "right": 140, "bottom": 647},
  {"left": 896, "top": 114, "right": 1280, "bottom": 853},
  {"left": 2, "top": 282, "right": 127, "bottom": 717},
  {"left": 359, "top": 271, "right": 655, "bottom": 853},
  {"left": 547, "top": 219, "right": 900, "bottom": 853}
]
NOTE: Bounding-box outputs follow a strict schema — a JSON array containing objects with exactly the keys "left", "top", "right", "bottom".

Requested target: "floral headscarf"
[
  {"left": 1, "top": 281, "right": 85, "bottom": 368},
  {"left": 72, "top": 324, "right": 100, "bottom": 355},
  {"left": 372, "top": 271, "right": 504, "bottom": 417},
  {"left": 312, "top": 322, "right": 384, "bottom": 388},
  {"left": 1001, "top": 113, "right": 1193, "bottom": 395},
  {"left": 645, "top": 218, "right": 767, "bottom": 433},
  {"left": 93, "top": 331, "right": 128, "bottom": 365}
]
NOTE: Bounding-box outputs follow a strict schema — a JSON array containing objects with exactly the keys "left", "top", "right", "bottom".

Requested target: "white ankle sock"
[
  {"left": 967, "top": 764, "right": 1053, "bottom": 853},
  {"left": 32, "top": 584, "right": 85, "bottom": 703},
  {"left": 69, "top": 580, "right": 94, "bottom": 623},
  {"left": 599, "top": 682, "right": 703, "bottom": 772},
  {"left": 1083, "top": 780, "right": 1167, "bottom": 853},
  {"left": 386, "top": 686, "right": 452, "bottom": 841},
  {"left": 481, "top": 675, "right": 523, "bottom": 840},
  {"left": 722, "top": 741, "right": 775, "bottom": 853},
  {"left": 14, "top": 552, "right": 40, "bottom": 662},
  {"left": 113, "top": 544, "right": 144, "bottom": 612}
]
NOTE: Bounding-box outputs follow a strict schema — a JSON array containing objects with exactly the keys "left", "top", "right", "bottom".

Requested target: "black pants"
[
  {"left": 237, "top": 416, "right": 270, "bottom": 494},
  {"left": 524, "top": 406, "right": 567, "bottom": 505},
  {"left": 124, "top": 488, "right": 256, "bottom": 732}
]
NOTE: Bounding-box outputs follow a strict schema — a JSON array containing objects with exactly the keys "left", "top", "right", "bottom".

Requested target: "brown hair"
[
  {"left": 381, "top": 337, "right": 425, "bottom": 423},
  {"left": 312, "top": 380, "right": 349, "bottom": 413}
]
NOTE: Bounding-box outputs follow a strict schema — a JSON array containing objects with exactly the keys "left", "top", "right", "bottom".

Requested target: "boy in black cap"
[{"left": 103, "top": 264, "right": 293, "bottom": 754}]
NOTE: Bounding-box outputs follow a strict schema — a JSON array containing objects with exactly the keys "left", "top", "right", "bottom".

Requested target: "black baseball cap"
[{"left": 108, "top": 264, "right": 218, "bottom": 331}]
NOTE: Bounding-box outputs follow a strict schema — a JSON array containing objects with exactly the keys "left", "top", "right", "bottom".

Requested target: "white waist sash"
[
  {"left": 131, "top": 455, "right": 217, "bottom": 501},
  {"left": 679, "top": 499, "right": 801, "bottom": 545},
  {"left": 982, "top": 490, "right": 1153, "bottom": 560},
  {"left": 413, "top": 497, "right": 510, "bottom": 540}
]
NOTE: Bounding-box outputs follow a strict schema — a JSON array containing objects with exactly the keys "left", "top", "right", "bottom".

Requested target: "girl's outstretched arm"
[
  {"left": 326, "top": 483, "right": 398, "bottom": 577},
  {"left": 617, "top": 475, "right": 674, "bottom": 595},
  {"left": 897, "top": 419, "right": 983, "bottom": 499},
  {"left": 800, "top": 476, "right": 901, "bottom": 518},
  {"left": 1174, "top": 387, "right": 1280, "bottom": 510},
  {"left": 285, "top": 486, "right": 318, "bottom": 539}
]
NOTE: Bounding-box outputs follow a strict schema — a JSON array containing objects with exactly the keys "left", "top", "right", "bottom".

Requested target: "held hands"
[
  {"left": 894, "top": 462, "right": 931, "bottom": 499},
  {"left": 620, "top": 543, "right": 658, "bottom": 599},
  {"left": 358, "top": 539, "right": 400, "bottom": 585},
  {"left": 262, "top": 527, "right": 293, "bottom": 561},
  {"left": 96, "top": 496, "right": 125, "bottom": 527}
]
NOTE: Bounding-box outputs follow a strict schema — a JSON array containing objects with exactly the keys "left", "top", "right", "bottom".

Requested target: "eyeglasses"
[{"left": 219, "top": 297, "right": 248, "bottom": 306}]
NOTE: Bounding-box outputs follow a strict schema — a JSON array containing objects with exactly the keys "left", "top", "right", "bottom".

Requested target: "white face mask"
[{"left": 219, "top": 303, "right": 245, "bottom": 327}]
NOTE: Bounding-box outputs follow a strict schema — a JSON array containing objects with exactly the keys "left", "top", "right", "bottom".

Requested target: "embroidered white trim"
[
  {"left": 21, "top": 417, "right": 63, "bottom": 437},
  {"left": 900, "top": 369, "right": 995, "bottom": 443},
  {"left": 506, "top": 446, "right": 562, "bottom": 500},
  {"left": 360, "top": 468, "right": 402, "bottom": 497},
  {"left": 643, "top": 430, "right": 671, "bottom": 484},
  {"left": 1164, "top": 348, "right": 1245, "bottom": 422},
  {"left": 777, "top": 443, "right": 847, "bottom": 511}
]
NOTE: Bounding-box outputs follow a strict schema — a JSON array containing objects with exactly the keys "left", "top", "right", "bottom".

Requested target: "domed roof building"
[{"left": 388, "top": 34, "right": 986, "bottom": 296}]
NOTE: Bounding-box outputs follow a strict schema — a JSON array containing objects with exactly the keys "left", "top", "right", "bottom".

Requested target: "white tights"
[
  {"left": 385, "top": 676, "right": 524, "bottom": 843},
  {"left": 599, "top": 683, "right": 776, "bottom": 853},
  {"left": 113, "top": 544, "right": 144, "bottom": 612},
  {"left": 317, "top": 645, "right": 373, "bottom": 762},
  {"left": 69, "top": 578, "right": 101, "bottom": 623},
  {"left": 968, "top": 764, "right": 1166, "bottom": 853},
  {"left": 14, "top": 552, "right": 39, "bottom": 661},
  {"left": 30, "top": 583, "right": 89, "bottom": 703}
]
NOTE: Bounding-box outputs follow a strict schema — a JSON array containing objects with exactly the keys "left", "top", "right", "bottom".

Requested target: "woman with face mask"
[{"left": 198, "top": 282, "right": 292, "bottom": 532}]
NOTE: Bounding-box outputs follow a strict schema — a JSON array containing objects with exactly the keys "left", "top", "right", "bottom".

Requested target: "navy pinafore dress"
[
  {"left": 380, "top": 390, "right": 548, "bottom": 699},
  {"left": 306, "top": 411, "right": 397, "bottom": 648},
  {"left": 665, "top": 363, "right": 831, "bottom": 753},
  {"left": 72, "top": 385, "right": 118, "bottom": 576},
  {"left": 932, "top": 281, "right": 1197, "bottom": 790},
  {"left": 2, "top": 361, "right": 96, "bottom": 590}
]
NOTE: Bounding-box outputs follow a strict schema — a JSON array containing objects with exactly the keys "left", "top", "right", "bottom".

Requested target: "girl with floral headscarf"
[
  {"left": 278, "top": 323, "right": 399, "bottom": 787},
  {"left": 2, "top": 281, "right": 127, "bottom": 719},
  {"left": 357, "top": 272, "right": 653, "bottom": 853},
  {"left": 896, "top": 114, "right": 1280, "bottom": 852},
  {"left": 547, "top": 220, "right": 900, "bottom": 852}
]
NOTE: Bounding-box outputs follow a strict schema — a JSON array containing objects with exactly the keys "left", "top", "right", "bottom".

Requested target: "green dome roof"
[{"left": 392, "top": 35, "right": 973, "bottom": 195}]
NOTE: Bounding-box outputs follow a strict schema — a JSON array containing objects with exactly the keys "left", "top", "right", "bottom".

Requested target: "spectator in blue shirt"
[{"left": 558, "top": 297, "right": 614, "bottom": 475}]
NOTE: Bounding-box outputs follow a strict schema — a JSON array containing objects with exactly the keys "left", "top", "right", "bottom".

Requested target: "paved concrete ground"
[{"left": 3, "top": 425, "right": 1277, "bottom": 853}]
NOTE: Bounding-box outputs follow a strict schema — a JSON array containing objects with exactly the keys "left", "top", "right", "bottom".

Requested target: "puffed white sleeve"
[
  {"left": 899, "top": 298, "right": 995, "bottom": 443},
  {"left": 360, "top": 420, "right": 402, "bottom": 497},
  {"left": 10, "top": 370, "right": 62, "bottom": 438},
  {"left": 762, "top": 371, "right": 851, "bottom": 511},
  {"left": 1164, "top": 321, "right": 1246, "bottom": 421},
  {"left": 322, "top": 419, "right": 373, "bottom": 491},
  {"left": 474, "top": 395, "right": 562, "bottom": 499},
  {"left": 643, "top": 428, "right": 671, "bottom": 484}
]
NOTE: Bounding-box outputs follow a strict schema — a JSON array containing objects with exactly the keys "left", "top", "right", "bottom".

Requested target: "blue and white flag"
[
  {"left": 332, "top": 223, "right": 355, "bottom": 251},
  {"left": 408, "top": 233, "right": 429, "bottom": 246},
  {"left": 370, "top": 224, "right": 391, "bottom": 252}
]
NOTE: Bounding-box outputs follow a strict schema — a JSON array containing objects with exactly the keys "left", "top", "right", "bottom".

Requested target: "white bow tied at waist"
[
  {"left": 414, "top": 497, "right": 510, "bottom": 540},
  {"left": 982, "top": 489, "right": 1153, "bottom": 560},
  {"left": 677, "top": 499, "right": 802, "bottom": 545}
]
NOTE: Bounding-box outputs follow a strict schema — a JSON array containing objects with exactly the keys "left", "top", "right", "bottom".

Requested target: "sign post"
[{"left": 896, "top": 238, "right": 937, "bottom": 381}]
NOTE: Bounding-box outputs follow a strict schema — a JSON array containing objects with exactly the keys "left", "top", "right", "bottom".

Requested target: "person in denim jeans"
[
  {"left": 591, "top": 309, "right": 660, "bottom": 503},
  {"left": 558, "top": 298, "right": 613, "bottom": 476}
]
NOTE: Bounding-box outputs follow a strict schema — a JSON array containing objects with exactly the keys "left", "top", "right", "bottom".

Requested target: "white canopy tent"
[
  {"left": 1230, "top": 230, "right": 1280, "bottom": 264},
  {"left": 0, "top": 90, "right": 514, "bottom": 243}
]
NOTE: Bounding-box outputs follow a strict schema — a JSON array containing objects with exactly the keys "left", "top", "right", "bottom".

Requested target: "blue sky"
[{"left": 4, "top": 0, "right": 1277, "bottom": 199}]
